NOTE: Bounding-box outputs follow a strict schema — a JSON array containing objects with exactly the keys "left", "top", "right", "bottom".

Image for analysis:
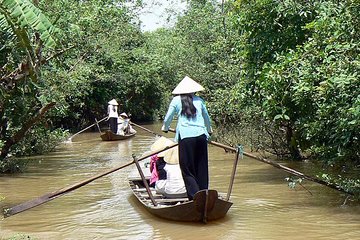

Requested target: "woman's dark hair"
[{"left": 181, "top": 94, "right": 196, "bottom": 118}]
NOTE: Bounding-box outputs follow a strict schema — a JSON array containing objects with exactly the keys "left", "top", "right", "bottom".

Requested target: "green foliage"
[
  {"left": 0, "top": 0, "right": 64, "bottom": 166},
  {"left": 285, "top": 176, "right": 303, "bottom": 189},
  {"left": 204, "top": 0, "right": 359, "bottom": 164},
  {"left": 38, "top": 0, "right": 161, "bottom": 122},
  {"left": 144, "top": 0, "right": 242, "bottom": 121},
  {"left": 320, "top": 173, "right": 360, "bottom": 198},
  {"left": 261, "top": 0, "right": 360, "bottom": 162},
  {"left": 145, "top": 0, "right": 359, "bottom": 165},
  {"left": 15, "top": 126, "right": 68, "bottom": 156},
  {"left": 0, "top": 157, "right": 28, "bottom": 173},
  {"left": 231, "top": 0, "right": 314, "bottom": 81},
  {"left": 201, "top": 0, "right": 316, "bottom": 158},
  {"left": 0, "top": 0, "right": 58, "bottom": 48},
  {"left": 1, "top": 0, "right": 151, "bottom": 168},
  {"left": 1, "top": 0, "right": 162, "bottom": 171},
  {"left": 173, "top": 0, "right": 239, "bottom": 92}
]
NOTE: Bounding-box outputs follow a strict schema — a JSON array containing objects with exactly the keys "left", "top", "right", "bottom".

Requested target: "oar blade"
[{"left": 3, "top": 192, "right": 59, "bottom": 218}]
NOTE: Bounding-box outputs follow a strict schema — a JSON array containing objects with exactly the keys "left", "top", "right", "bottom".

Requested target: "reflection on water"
[{"left": 1, "top": 123, "right": 360, "bottom": 240}]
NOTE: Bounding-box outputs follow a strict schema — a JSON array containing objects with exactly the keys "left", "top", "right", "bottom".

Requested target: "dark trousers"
[
  {"left": 109, "top": 117, "right": 118, "bottom": 134},
  {"left": 179, "top": 134, "right": 208, "bottom": 200}
]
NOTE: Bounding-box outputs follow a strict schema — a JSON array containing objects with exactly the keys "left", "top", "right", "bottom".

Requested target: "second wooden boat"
[{"left": 100, "top": 130, "right": 135, "bottom": 141}]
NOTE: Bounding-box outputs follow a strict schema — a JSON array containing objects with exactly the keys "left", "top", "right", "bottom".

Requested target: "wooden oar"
[
  {"left": 3, "top": 143, "right": 178, "bottom": 218},
  {"left": 226, "top": 147, "right": 241, "bottom": 201},
  {"left": 94, "top": 118, "right": 102, "bottom": 134},
  {"left": 164, "top": 128, "right": 353, "bottom": 196},
  {"left": 211, "top": 138, "right": 354, "bottom": 195},
  {"left": 129, "top": 121, "right": 161, "bottom": 137},
  {"left": 132, "top": 155, "right": 158, "bottom": 206},
  {"left": 66, "top": 116, "right": 107, "bottom": 142}
]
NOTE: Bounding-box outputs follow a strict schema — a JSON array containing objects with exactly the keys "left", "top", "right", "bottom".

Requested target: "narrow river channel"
[{"left": 1, "top": 122, "right": 359, "bottom": 239}]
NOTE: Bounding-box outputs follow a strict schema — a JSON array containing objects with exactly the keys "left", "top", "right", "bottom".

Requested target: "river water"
[{"left": 1, "top": 123, "right": 359, "bottom": 240}]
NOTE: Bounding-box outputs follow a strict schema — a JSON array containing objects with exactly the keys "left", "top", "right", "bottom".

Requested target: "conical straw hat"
[
  {"left": 150, "top": 137, "right": 179, "bottom": 164},
  {"left": 172, "top": 76, "right": 205, "bottom": 95},
  {"left": 120, "top": 112, "right": 128, "bottom": 118},
  {"left": 108, "top": 99, "right": 118, "bottom": 106},
  {"left": 162, "top": 146, "right": 179, "bottom": 165}
]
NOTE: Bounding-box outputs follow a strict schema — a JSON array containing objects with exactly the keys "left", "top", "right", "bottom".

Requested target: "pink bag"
[{"left": 149, "top": 155, "right": 159, "bottom": 185}]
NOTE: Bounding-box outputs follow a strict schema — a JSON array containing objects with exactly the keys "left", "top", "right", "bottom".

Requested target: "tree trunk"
[
  {"left": 0, "top": 102, "right": 55, "bottom": 160},
  {"left": 285, "top": 125, "right": 302, "bottom": 160}
]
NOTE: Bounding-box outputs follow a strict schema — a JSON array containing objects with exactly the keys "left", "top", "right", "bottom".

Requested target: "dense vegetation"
[{"left": 0, "top": 0, "right": 359, "bottom": 195}]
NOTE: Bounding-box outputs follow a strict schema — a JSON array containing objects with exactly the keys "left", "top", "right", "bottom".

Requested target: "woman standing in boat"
[
  {"left": 161, "top": 76, "right": 212, "bottom": 200},
  {"left": 107, "top": 99, "right": 119, "bottom": 134}
]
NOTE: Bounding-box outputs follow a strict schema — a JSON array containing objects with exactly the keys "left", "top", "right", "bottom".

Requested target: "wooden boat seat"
[
  {"left": 138, "top": 191, "right": 189, "bottom": 202},
  {"left": 133, "top": 188, "right": 155, "bottom": 192},
  {"left": 139, "top": 193, "right": 164, "bottom": 198},
  {"left": 154, "top": 198, "right": 188, "bottom": 203},
  {"left": 142, "top": 198, "right": 189, "bottom": 207}
]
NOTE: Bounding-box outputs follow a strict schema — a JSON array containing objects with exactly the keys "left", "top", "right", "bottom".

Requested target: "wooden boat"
[
  {"left": 100, "top": 130, "right": 135, "bottom": 141},
  {"left": 128, "top": 160, "right": 233, "bottom": 223}
]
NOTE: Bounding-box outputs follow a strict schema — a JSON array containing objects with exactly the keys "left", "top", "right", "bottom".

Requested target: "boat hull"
[
  {"left": 100, "top": 130, "right": 135, "bottom": 141},
  {"left": 129, "top": 179, "right": 232, "bottom": 222}
]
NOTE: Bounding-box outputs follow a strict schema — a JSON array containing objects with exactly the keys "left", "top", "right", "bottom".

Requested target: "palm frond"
[{"left": 0, "top": 0, "right": 58, "bottom": 48}]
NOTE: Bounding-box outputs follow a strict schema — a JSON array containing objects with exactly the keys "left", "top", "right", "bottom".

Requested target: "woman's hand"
[{"left": 161, "top": 125, "right": 168, "bottom": 133}]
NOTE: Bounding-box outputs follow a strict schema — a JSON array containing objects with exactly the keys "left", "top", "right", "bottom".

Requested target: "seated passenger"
[
  {"left": 150, "top": 137, "right": 187, "bottom": 198},
  {"left": 117, "top": 112, "right": 136, "bottom": 135}
]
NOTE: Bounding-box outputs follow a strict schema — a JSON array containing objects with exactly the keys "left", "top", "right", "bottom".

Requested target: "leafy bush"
[{"left": 262, "top": 0, "right": 360, "bottom": 163}]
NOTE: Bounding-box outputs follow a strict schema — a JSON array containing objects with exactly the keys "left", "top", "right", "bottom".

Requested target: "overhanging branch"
[{"left": 0, "top": 102, "right": 56, "bottom": 159}]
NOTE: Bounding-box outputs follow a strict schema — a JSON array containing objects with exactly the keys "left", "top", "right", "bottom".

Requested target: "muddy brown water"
[{"left": 1, "top": 123, "right": 359, "bottom": 239}]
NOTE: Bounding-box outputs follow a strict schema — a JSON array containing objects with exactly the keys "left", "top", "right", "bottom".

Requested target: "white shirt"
[
  {"left": 108, "top": 105, "right": 118, "bottom": 118},
  {"left": 155, "top": 164, "right": 186, "bottom": 197}
]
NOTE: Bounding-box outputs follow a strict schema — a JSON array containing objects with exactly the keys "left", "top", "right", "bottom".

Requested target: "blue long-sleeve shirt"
[{"left": 163, "top": 95, "right": 212, "bottom": 142}]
